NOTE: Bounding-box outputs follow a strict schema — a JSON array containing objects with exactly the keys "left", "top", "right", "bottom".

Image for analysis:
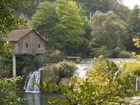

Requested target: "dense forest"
[
  {"left": 1, "top": 0, "right": 140, "bottom": 79},
  {"left": 1, "top": 0, "right": 140, "bottom": 78},
  {"left": 13, "top": 0, "right": 140, "bottom": 57},
  {"left": 2, "top": 0, "right": 140, "bottom": 105}
]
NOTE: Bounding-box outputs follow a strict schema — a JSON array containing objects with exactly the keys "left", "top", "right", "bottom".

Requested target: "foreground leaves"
[
  {"left": 40, "top": 56, "right": 140, "bottom": 105},
  {"left": 0, "top": 77, "right": 22, "bottom": 105}
]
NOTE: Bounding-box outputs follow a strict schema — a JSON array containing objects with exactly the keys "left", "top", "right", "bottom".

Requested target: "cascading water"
[
  {"left": 24, "top": 68, "right": 44, "bottom": 93},
  {"left": 135, "top": 76, "right": 140, "bottom": 91},
  {"left": 75, "top": 64, "right": 91, "bottom": 78},
  {"left": 132, "top": 76, "right": 140, "bottom": 100},
  {"left": 23, "top": 58, "right": 136, "bottom": 94},
  {"left": 75, "top": 58, "right": 92, "bottom": 78}
]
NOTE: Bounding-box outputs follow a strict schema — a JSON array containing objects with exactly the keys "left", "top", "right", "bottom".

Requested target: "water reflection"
[
  {"left": 23, "top": 93, "right": 50, "bottom": 105},
  {"left": 24, "top": 93, "right": 40, "bottom": 105}
]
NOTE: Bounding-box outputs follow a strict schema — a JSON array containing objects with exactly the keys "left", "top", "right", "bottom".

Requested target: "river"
[
  {"left": 22, "top": 92, "right": 57, "bottom": 105},
  {"left": 21, "top": 58, "right": 136, "bottom": 105}
]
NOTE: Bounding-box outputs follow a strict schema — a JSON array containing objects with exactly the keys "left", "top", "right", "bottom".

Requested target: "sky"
[{"left": 122, "top": 0, "right": 140, "bottom": 9}]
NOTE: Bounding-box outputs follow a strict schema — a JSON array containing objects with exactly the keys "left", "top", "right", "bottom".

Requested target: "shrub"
[
  {"left": 44, "top": 55, "right": 65, "bottom": 63},
  {"left": 119, "top": 60, "right": 140, "bottom": 78},
  {"left": 0, "top": 77, "right": 22, "bottom": 105},
  {"left": 42, "top": 60, "right": 77, "bottom": 84},
  {"left": 55, "top": 60, "right": 77, "bottom": 79},
  {"left": 109, "top": 47, "right": 121, "bottom": 58},
  {"left": 42, "top": 60, "right": 77, "bottom": 83},
  {"left": 118, "top": 50, "right": 131, "bottom": 58},
  {"left": 0, "top": 56, "right": 11, "bottom": 78},
  {"left": 107, "top": 47, "right": 131, "bottom": 58},
  {"left": 90, "top": 46, "right": 108, "bottom": 57},
  {"left": 42, "top": 64, "right": 60, "bottom": 83}
]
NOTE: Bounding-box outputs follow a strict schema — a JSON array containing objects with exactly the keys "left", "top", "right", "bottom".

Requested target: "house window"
[
  {"left": 38, "top": 44, "right": 41, "bottom": 48},
  {"left": 25, "top": 42, "right": 29, "bottom": 48}
]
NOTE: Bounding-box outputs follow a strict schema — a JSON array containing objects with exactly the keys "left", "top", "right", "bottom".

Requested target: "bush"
[
  {"left": 90, "top": 46, "right": 108, "bottom": 57},
  {"left": 44, "top": 55, "right": 65, "bottom": 63},
  {"left": 109, "top": 47, "right": 121, "bottom": 58},
  {"left": 90, "top": 47, "right": 131, "bottom": 58},
  {"left": 55, "top": 60, "right": 77, "bottom": 79},
  {"left": 42, "top": 64, "right": 60, "bottom": 83},
  {"left": 118, "top": 50, "right": 131, "bottom": 58},
  {"left": 0, "top": 77, "right": 22, "bottom": 105},
  {"left": 0, "top": 56, "right": 11, "bottom": 78},
  {"left": 42, "top": 60, "right": 77, "bottom": 84},
  {"left": 106, "top": 47, "right": 131, "bottom": 58}
]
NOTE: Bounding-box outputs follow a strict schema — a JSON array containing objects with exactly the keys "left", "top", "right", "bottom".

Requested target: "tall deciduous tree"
[
  {"left": 31, "top": 1, "right": 58, "bottom": 49},
  {"left": 128, "top": 5, "right": 140, "bottom": 35},
  {"left": 90, "top": 11, "right": 128, "bottom": 56},
  {"left": 31, "top": 0, "right": 88, "bottom": 55},
  {"left": 54, "top": 0, "right": 87, "bottom": 55}
]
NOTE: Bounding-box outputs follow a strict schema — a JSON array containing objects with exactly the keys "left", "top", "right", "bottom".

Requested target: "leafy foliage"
[
  {"left": 0, "top": 77, "right": 22, "bottom": 105},
  {"left": 132, "top": 37, "right": 140, "bottom": 60},
  {"left": 77, "top": 0, "right": 130, "bottom": 20},
  {"left": 108, "top": 47, "right": 131, "bottom": 58},
  {"left": 55, "top": 60, "right": 77, "bottom": 79},
  {"left": 119, "top": 50, "right": 131, "bottom": 58},
  {"left": 0, "top": 0, "right": 26, "bottom": 78},
  {"left": 42, "top": 64, "right": 59, "bottom": 83},
  {"left": 90, "top": 11, "right": 128, "bottom": 57},
  {"left": 42, "top": 60, "right": 76, "bottom": 84},
  {"left": 31, "top": 1, "right": 58, "bottom": 49},
  {"left": 128, "top": 5, "right": 140, "bottom": 35},
  {"left": 133, "top": 37, "right": 140, "bottom": 48},
  {"left": 0, "top": 0, "right": 26, "bottom": 61},
  {"left": 125, "top": 6, "right": 140, "bottom": 52},
  {"left": 31, "top": 0, "right": 89, "bottom": 55},
  {"left": 0, "top": 0, "right": 26, "bottom": 34},
  {"left": 17, "top": 55, "right": 44, "bottom": 75},
  {"left": 40, "top": 56, "right": 140, "bottom": 105},
  {"left": 0, "top": 41, "right": 11, "bottom": 57},
  {"left": 54, "top": 0, "right": 87, "bottom": 53}
]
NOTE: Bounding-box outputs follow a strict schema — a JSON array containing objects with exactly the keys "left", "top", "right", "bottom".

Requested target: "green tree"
[
  {"left": 126, "top": 5, "right": 140, "bottom": 52},
  {"left": 31, "top": 0, "right": 89, "bottom": 55},
  {"left": 31, "top": 1, "right": 58, "bottom": 49},
  {"left": 54, "top": 0, "right": 87, "bottom": 55},
  {"left": 77, "top": 0, "right": 130, "bottom": 21},
  {"left": 90, "top": 11, "right": 128, "bottom": 57},
  {"left": 78, "top": 23, "right": 92, "bottom": 56},
  {"left": 128, "top": 5, "right": 140, "bottom": 35}
]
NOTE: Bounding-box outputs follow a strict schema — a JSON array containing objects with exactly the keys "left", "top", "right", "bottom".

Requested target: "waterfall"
[
  {"left": 76, "top": 64, "right": 91, "bottom": 78},
  {"left": 135, "top": 76, "right": 140, "bottom": 91},
  {"left": 24, "top": 68, "right": 43, "bottom": 93},
  {"left": 75, "top": 58, "right": 92, "bottom": 78}
]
